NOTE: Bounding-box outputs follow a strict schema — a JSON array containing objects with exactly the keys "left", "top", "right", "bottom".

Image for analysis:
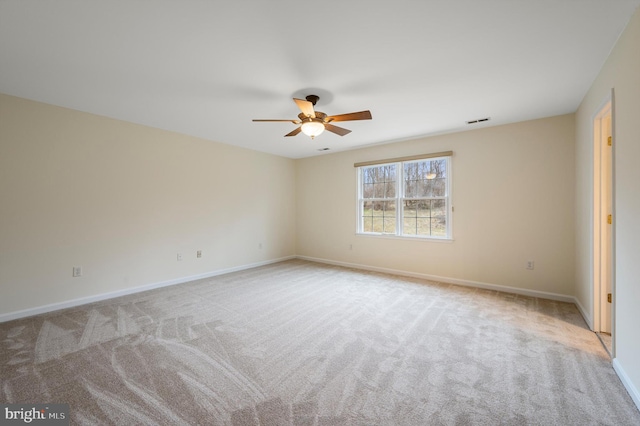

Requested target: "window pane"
[
  {"left": 384, "top": 165, "right": 396, "bottom": 181},
  {"left": 371, "top": 166, "right": 385, "bottom": 181},
  {"left": 363, "top": 201, "right": 374, "bottom": 217},
  {"left": 383, "top": 217, "right": 396, "bottom": 234},
  {"left": 417, "top": 218, "right": 431, "bottom": 235},
  {"left": 403, "top": 217, "right": 417, "bottom": 235},
  {"left": 430, "top": 218, "right": 446, "bottom": 236},
  {"left": 383, "top": 201, "right": 396, "bottom": 233},
  {"left": 385, "top": 181, "right": 396, "bottom": 198},
  {"left": 431, "top": 199, "right": 446, "bottom": 236},
  {"left": 416, "top": 179, "right": 429, "bottom": 197},
  {"left": 431, "top": 199, "right": 446, "bottom": 216},
  {"left": 404, "top": 159, "right": 447, "bottom": 198},
  {"left": 373, "top": 182, "right": 386, "bottom": 198},
  {"left": 431, "top": 178, "right": 446, "bottom": 197},
  {"left": 362, "top": 200, "right": 396, "bottom": 233},
  {"left": 362, "top": 165, "right": 396, "bottom": 199},
  {"left": 403, "top": 200, "right": 417, "bottom": 218},
  {"left": 363, "top": 201, "right": 377, "bottom": 233},
  {"left": 363, "top": 183, "right": 374, "bottom": 199},
  {"left": 404, "top": 200, "right": 431, "bottom": 217},
  {"left": 405, "top": 179, "right": 416, "bottom": 198},
  {"left": 371, "top": 201, "right": 392, "bottom": 216},
  {"left": 402, "top": 199, "right": 447, "bottom": 237},
  {"left": 403, "top": 162, "right": 417, "bottom": 198},
  {"left": 372, "top": 201, "right": 384, "bottom": 216},
  {"left": 417, "top": 201, "right": 430, "bottom": 217}
]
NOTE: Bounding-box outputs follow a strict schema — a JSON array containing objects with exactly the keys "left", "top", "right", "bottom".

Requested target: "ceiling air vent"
[{"left": 466, "top": 117, "right": 491, "bottom": 125}]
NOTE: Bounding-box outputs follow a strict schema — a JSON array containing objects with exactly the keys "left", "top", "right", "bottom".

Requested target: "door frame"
[{"left": 592, "top": 90, "right": 615, "bottom": 354}]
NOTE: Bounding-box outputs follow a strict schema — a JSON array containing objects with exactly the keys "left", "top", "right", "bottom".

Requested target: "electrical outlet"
[
  {"left": 349, "top": 244, "right": 353, "bottom": 250},
  {"left": 197, "top": 250, "right": 202, "bottom": 258},
  {"left": 526, "top": 260, "right": 535, "bottom": 270},
  {"left": 177, "top": 253, "right": 183, "bottom": 261},
  {"left": 72, "top": 266, "right": 82, "bottom": 277}
]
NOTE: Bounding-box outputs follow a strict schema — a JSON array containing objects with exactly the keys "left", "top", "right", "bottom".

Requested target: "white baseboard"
[
  {"left": 573, "top": 296, "right": 593, "bottom": 330},
  {"left": 613, "top": 358, "right": 640, "bottom": 412},
  {"left": 0, "top": 256, "right": 296, "bottom": 323},
  {"left": 297, "top": 255, "right": 576, "bottom": 303}
]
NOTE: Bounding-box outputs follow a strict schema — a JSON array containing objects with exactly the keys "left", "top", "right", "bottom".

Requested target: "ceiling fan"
[{"left": 252, "top": 95, "right": 372, "bottom": 139}]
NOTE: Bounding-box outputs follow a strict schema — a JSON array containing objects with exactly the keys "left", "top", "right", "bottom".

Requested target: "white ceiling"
[{"left": 1, "top": 1, "right": 639, "bottom": 159}]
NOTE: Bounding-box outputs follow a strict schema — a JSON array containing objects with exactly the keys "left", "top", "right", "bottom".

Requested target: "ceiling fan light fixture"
[{"left": 301, "top": 120, "right": 325, "bottom": 139}]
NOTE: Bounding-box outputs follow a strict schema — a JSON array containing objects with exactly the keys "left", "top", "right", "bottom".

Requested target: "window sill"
[{"left": 355, "top": 233, "right": 454, "bottom": 243}]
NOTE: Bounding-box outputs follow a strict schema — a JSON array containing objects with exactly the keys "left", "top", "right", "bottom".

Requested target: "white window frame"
[{"left": 356, "top": 155, "right": 452, "bottom": 240}]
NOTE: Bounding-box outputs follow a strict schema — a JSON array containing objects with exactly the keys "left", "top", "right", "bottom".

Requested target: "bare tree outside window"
[
  {"left": 361, "top": 165, "right": 397, "bottom": 234},
  {"left": 402, "top": 159, "right": 447, "bottom": 236}
]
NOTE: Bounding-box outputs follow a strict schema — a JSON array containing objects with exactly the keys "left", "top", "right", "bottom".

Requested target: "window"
[{"left": 357, "top": 153, "right": 452, "bottom": 239}]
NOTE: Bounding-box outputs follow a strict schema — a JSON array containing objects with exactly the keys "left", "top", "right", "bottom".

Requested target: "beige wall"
[
  {"left": 575, "top": 7, "right": 640, "bottom": 404},
  {"left": 0, "top": 94, "right": 296, "bottom": 316},
  {"left": 296, "top": 115, "right": 576, "bottom": 297}
]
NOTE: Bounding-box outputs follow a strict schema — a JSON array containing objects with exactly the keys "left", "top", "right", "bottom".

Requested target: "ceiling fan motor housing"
[
  {"left": 305, "top": 95, "right": 320, "bottom": 106},
  {"left": 298, "top": 111, "right": 327, "bottom": 121}
]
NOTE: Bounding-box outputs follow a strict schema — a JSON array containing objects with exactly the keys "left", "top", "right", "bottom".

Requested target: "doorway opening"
[{"left": 593, "top": 94, "right": 614, "bottom": 356}]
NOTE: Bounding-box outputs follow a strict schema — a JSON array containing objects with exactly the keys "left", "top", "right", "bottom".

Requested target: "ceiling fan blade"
[
  {"left": 294, "top": 98, "right": 316, "bottom": 118},
  {"left": 253, "top": 119, "right": 300, "bottom": 123},
  {"left": 285, "top": 127, "right": 302, "bottom": 137},
  {"left": 324, "top": 123, "right": 352, "bottom": 136},
  {"left": 326, "top": 110, "right": 372, "bottom": 122}
]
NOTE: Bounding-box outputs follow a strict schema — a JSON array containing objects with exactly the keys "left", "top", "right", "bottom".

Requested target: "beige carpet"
[{"left": 2, "top": 259, "right": 639, "bottom": 425}]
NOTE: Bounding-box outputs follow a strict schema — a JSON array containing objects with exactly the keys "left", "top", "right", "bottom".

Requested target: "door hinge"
[
  {"left": 607, "top": 214, "right": 612, "bottom": 224},
  {"left": 607, "top": 293, "right": 612, "bottom": 303},
  {"left": 608, "top": 136, "right": 612, "bottom": 146}
]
